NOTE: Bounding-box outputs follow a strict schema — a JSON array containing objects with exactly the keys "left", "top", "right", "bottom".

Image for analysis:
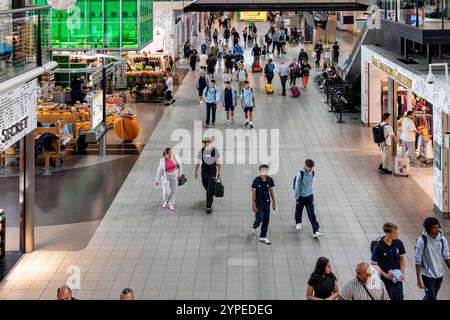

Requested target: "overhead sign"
[
  {"left": 240, "top": 12, "right": 267, "bottom": 22},
  {"left": 0, "top": 79, "right": 38, "bottom": 153},
  {"left": 371, "top": 57, "right": 413, "bottom": 88}
]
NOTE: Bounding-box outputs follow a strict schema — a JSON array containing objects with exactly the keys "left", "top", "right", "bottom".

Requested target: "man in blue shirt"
[
  {"left": 251, "top": 164, "right": 276, "bottom": 245},
  {"left": 202, "top": 80, "right": 221, "bottom": 128},
  {"left": 240, "top": 81, "right": 255, "bottom": 129},
  {"left": 293, "top": 159, "right": 322, "bottom": 238},
  {"left": 414, "top": 217, "right": 450, "bottom": 300},
  {"left": 371, "top": 222, "right": 406, "bottom": 300}
]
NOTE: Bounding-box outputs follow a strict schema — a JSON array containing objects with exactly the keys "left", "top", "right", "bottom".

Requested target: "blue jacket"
[
  {"left": 195, "top": 74, "right": 210, "bottom": 89},
  {"left": 293, "top": 168, "right": 315, "bottom": 199},
  {"left": 233, "top": 46, "right": 243, "bottom": 56},
  {"left": 203, "top": 86, "right": 221, "bottom": 103},
  {"left": 414, "top": 230, "right": 450, "bottom": 278}
]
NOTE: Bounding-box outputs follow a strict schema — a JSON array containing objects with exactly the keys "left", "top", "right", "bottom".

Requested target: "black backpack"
[
  {"left": 372, "top": 123, "right": 387, "bottom": 144},
  {"left": 370, "top": 236, "right": 384, "bottom": 257},
  {"left": 73, "top": 134, "right": 88, "bottom": 155}
]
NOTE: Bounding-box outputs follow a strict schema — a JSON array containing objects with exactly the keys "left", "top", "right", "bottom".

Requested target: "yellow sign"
[
  {"left": 372, "top": 57, "right": 413, "bottom": 88},
  {"left": 240, "top": 11, "right": 267, "bottom": 22}
]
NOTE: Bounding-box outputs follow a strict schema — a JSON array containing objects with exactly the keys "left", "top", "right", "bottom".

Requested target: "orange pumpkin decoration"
[{"left": 114, "top": 115, "right": 140, "bottom": 142}]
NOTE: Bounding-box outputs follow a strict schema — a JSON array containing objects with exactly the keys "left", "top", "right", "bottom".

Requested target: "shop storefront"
[{"left": 361, "top": 44, "right": 450, "bottom": 217}]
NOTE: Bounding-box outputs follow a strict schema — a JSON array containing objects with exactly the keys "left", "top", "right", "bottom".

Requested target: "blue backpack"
[{"left": 267, "top": 64, "right": 274, "bottom": 73}]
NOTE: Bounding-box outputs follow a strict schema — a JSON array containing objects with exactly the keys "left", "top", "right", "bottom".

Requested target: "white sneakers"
[
  {"left": 168, "top": 204, "right": 175, "bottom": 211},
  {"left": 163, "top": 202, "right": 175, "bottom": 211},
  {"left": 313, "top": 231, "right": 323, "bottom": 238},
  {"left": 199, "top": 100, "right": 203, "bottom": 104},
  {"left": 251, "top": 228, "right": 256, "bottom": 235},
  {"left": 162, "top": 202, "right": 168, "bottom": 208},
  {"left": 296, "top": 223, "right": 302, "bottom": 230},
  {"left": 259, "top": 238, "right": 271, "bottom": 245}
]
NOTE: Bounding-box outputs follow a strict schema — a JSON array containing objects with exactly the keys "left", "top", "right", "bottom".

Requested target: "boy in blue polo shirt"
[
  {"left": 241, "top": 81, "right": 256, "bottom": 129},
  {"left": 251, "top": 164, "right": 276, "bottom": 245}
]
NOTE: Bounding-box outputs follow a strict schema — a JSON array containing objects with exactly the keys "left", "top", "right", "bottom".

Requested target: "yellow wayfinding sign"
[{"left": 240, "top": 11, "right": 267, "bottom": 21}]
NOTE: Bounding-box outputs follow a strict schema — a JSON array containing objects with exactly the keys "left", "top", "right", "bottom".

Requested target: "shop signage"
[
  {"left": 240, "top": 12, "right": 267, "bottom": 22},
  {"left": 371, "top": 57, "right": 413, "bottom": 88},
  {"left": 90, "top": 90, "right": 103, "bottom": 131},
  {"left": 0, "top": 80, "right": 37, "bottom": 153}
]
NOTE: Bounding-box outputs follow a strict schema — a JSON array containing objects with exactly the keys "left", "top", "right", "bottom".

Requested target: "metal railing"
[{"left": 0, "top": 5, "right": 52, "bottom": 83}]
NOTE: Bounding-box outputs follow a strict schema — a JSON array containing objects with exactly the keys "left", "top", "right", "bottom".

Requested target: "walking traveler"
[
  {"left": 339, "top": 262, "right": 390, "bottom": 300},
  {"left": 293, "top": 159, "right": 322, "bottom": 238},
  {"left": 189, "top": 47, "right": 198, "bottom": 71},
  {"left": 414, "top": 217, "right": 450, "bottom": 300},
  {"left": 222, "top": 80, "right": 238, "bottom": 126},
  {"left": 288, "top": 58, "right": 299, "bottom": 86},
  {"left": 236, "top": 63, "right": 248, "bottom": 95},
  {"left": 203, "top": 80, "right": 221, "bottom": 127},
  {"left": 222, "top": 67, "right": 233, "bottom": 86},
  {"left": 155, "top": 147, "right": 183, "bottom": 211},
  {"left": 264, "top": 59, "right": 275, "bottom": 84},
  {"left": 241, "top": 81, "right": 256, "bottom": 129},
  {"left": 194, "top": 137, "right": 221, "bottom": 214},
  {"left": 306, "top": 257, "right": 340, "bottom": 300},
  {"left": 195, "top": 70, "right": 210, "bottom": 104},
  {"left": 183, "top": 42, "right": 191, "bottom": 64},
  {"left": 371, "top": 222, "right": 406, "bottom": 300},
  {"left": 206, "top": 54, "right": 216, "bottom": 80},
  {"left": 213, "top": 28, "right": 219, "bottom": 44},
  {"left": 400, "top": 111, "right": 422, "bottom": 164},
  {"left": 223, "top": 27, "right": 231, "bottom": 45},
  {"left": 251, "top": 164, "right": 276, "bottom": 245},
  {"left": 298, "top": 48, "right": 308, "bottom": 66},
  {"left": 300, "top": 59, "right": 312, "bottom": 90},
  {"left": 314, "top": 39, "right": 323, "bottom": 68},
  {"left": 332, "top": 41, "right": 340, "bottom": 65},
  {"left": 211, "top": 43, "right": 220, "bottom": 64},
  {"left": 164, "top": 73, "right": 176, "bottom": 106},
  {"left": 278, "top": 60, "right": 289, "bottom": 96},
  {"left": 224, "top": 50, "right": 234, "bottom": 72},
  {"left": 377, "top": 113, "right": 402, "bottom": 174},
  {"left": 242, "top": 27, "right": 248, "bottom": 46},
  {"left": 199, "top": 51, "right": 208, "bottom": 71},
  {"left": 232, "top": 29, "right": 240, "bottom": 46}
]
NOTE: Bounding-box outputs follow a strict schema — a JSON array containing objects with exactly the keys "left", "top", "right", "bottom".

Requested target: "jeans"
[
  {"left": 205, "top": 103, "right": 217, "bottom": 125},
  {"left": 253, "top": 206, "right": 270, "bottom": 238},
  {"left": 280, "top": 75, "right": 288, "bottom": 95},
  {"left": 289, "top": 75, "right": 296, "bottom": 86},
  {"left": 201, "top": 171, "right": 216, "bottom": 209},
  {"left": 383, "top": 279, "right": 404, "bottom": 301},
  {"left": 295, "top": 195, "right": 320, "bottom": 233},
  {"left": 422, "top": 275, "right": 443, "bottom": 300},
  {"left": 400, "top": 139, "right": 416, "bottom": 162}
]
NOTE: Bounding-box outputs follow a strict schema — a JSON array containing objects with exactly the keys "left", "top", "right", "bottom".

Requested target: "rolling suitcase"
[
  {"left": 394, "top": 157, "right": 409, "bottom": 177},
  {"left": 290, "top": 85, "right": 301, "bottom": 97},
  {"left": 264, "top": 78, "right": 274, "bottom": 95}
]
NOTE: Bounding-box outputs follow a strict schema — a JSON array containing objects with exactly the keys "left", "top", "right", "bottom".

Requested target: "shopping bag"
[
  {"left": 178, "top": 174, "right": 187, "bottom": 186},
  {"left": 214, "top": 176, "right": 224, "bottom": 197}
]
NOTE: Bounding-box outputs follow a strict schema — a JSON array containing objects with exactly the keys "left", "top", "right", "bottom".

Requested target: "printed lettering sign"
[{"left": 0, "top": 80, "right": 38, "bottom": 152}]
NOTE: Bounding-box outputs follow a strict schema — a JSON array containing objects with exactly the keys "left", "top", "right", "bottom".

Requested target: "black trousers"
[
  {"left": 253, "top": 207, "right": 270, "bottom": 238},
  {"left": 266, "top": 73, "right": 274, "bottom": 84},
  {"left": 205, "top": 103, "right": 217, "bottom": 125},
  {"left": 383, "top": 279, "right": 404, "bottom": 301},
  {"left": 201, "top": 171, "right": 216, "bottom": 209},
  {"left": 422, "top": 275, "right": 443, "bottom": 300},
  {"left": 295, "top": 195, "right": 320, "bottom": 233}
]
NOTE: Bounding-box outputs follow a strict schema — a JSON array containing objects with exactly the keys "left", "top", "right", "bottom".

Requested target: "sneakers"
[
  {"left": 248, "top": 124, "right": 254, "bottom": 129},
  {"left": 171, "top": 99, "right": 176, "bottom": 105},
  {"left": 251, "top": 228, "right": 256, "bottom": 235},
  {"left": 199, "top": 100, "right": 203, "bottom": 104},
  {"left": 205, "top": 124, "right": 210, "bottom": 128},
  {"left": 245, "top": 121, "right": 249, "bottom": 128},
  {"left": 296, "top": 223, "right": 302, "bottom": 231},
  {"left": 168, "top": 204, "right": 175, "bottom": 211},
  {"left": 226, "top": 120, "right": 230, "bottom": 126},
  {"left": 259, "top": 237, "right": 271, "bottom": 245},
  {"left": 165, "top": 102, "right": 171, "bottom": 106},
  {"left": 206, "top": 208, "right": 212, "bottom": 214},
  {"left": 162, "top": 201, "right": 168, "bottom": 208},
  {"left": 313, "top": 231, "right": 323, "bottom": 238}
]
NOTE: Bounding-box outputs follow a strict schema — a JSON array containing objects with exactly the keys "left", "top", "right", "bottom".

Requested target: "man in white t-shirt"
[
  {"left": 378, "top": 113, "right": 401, "bottom": 174},
  {"left": 400, "top": 111, "right": 421, "bottom": 163},
  {"left": 236, "top": 64, "right": 248, "bottom": 96}
]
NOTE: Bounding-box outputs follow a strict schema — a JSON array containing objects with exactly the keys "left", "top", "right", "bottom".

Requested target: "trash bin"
[{"left": 0, "top": 210, "right": 5, "bottom": 261}]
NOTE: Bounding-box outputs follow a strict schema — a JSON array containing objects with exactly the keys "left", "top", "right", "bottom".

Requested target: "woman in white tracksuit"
[{"left": 155, "top": 147, "right": 183, "bottom": 211}]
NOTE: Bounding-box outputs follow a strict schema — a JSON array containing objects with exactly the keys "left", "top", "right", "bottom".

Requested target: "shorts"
[
  {"left": 224, "top": 105, "right": 235, "bottom": 111},
  {"left": 243, "top": 106, "right": 253, "bottom": 113}
]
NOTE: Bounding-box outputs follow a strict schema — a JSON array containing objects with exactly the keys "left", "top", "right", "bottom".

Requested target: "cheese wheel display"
[{"left": 114, "top": 115, "right": 140, "bottom": 142}]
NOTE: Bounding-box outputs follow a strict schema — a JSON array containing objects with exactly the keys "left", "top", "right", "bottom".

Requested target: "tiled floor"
[{"left": 1, "top": 19, "right": 449, "bottom": 301}]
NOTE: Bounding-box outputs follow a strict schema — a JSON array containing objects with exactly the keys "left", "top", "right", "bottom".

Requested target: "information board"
[
  {"left": 0, "top": 79, "right": 38, "bottom": 152},
  {"left": 240, "top": 12, "right": 267, "bottom": 22},
  {"left": 90, "top": 90, "right": 103, "bottom": 131}
]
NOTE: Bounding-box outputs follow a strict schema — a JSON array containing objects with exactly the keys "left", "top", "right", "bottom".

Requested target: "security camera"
[{"left": 427, "top": 70, "right": 435, "bottom": 84}]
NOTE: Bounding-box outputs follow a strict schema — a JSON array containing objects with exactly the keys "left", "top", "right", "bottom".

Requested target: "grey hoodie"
[{"left": 414, "top": 230, "right": 450, "bottom": 278}]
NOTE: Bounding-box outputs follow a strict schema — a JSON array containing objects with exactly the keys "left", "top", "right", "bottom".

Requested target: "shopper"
[
  {"left": 195, "top": 70, "right": 210, "bottom": 104},
  {"left": 371, "top": 222, "right": 406, "bottom": 300},
  {"left": 251, "top": 164, "right": 276, "bottom": 245},
  {"left": 272, "top": 29, "right": 281, "bottom": 55},
  {"left": 414, "top": 217, "right": 450, "bottom": 300},
  {"left": 236, "top": 63, "right": 248, "bottom": 96},
  {"left": 223, "top": 27, "right": 231, "bottom": 45},
  {"left": 213, "top": 28, "right": 219, "bottom": 44},
  {"left": 251, "top": 43, "right": 261, "bottom": 67},
  {"left": 189, "top": 47, "right": 198, "bottom": 71},
  {"left": 206, "top": 54, "right": 216, "bottom": 80},
  {"left": 155, "top": 147, "right": 183, "bottom": 212},
  {"left": 378, "top": 113, "right": 402, "bottom": 174},
  {"left": 183, "top": 42, "right": 191, "bottom": 64},
  {"left": 222, "top": 80, "right": 237, "bottom": 126},
  {"left": 298, "top": 48, "right": 308, "bottom": 66},
  {"left": 293, "top": 159, "right": 322, "bottom": 238},
  {"left": 224, "top": 50, "right": 234, "bottom": 72},
  {"left": 199, "top": 51, "right": 208, "bottom": 71},
  {"left": 194, "top": 137, "right": 221, "bottom": 214},
  {"left": 164, "top": 73, "right": 176, "bottom": 106},
  {"left": 232, "top": 29, "right": 240, "bottom": 47},
  {"left": 306, "top": 257, "right": 340, "bottom": 300},
  {"left": 222, "top": 67, "right": 233, "bottom": 86},
  {"left": 202, "top": 79, "right": 221, "bottom": 128},
  {"left": 288, "top": 58, "right": 299, "bottom": 86},
  {"left": 241, "top": 81, "right": 256, "bottom": 129},
  {"left": 339, "top": 262, "right": 390, "bottom": 300},
  {"left": 264, "top": 59, "right": 275, "bottom": 85},
  {"left": 211, "top": 43, "right": 220, "bottom": 64},
  {"left": 70, "top": 76, "right": 83, "bottom": 105},
  {"left": 332, "top": 41, "right": 340, "bottom": 65},
  {"left": 233, "top": 50, "right": 243, "bottom": 72},
  {"left": 57, "top": 285, "right": 77, "bottom": 300},
  {"left": 242, "top": 27, "right": 248, "bottom": 46},
  {"left": 300, "top": 59, "right": 312, "bottom": 90},
  {"left": 120, "top": 288, "right": 134, "bottom": 300},
  {"left": 278, "top": 60, "right": 289, "bottom": 96},
  {"left": 314, "top": 39, "right": 323, "bottom": 68},
  {"left": 400, "top": 111, "right": 421, "bottom": 164}
]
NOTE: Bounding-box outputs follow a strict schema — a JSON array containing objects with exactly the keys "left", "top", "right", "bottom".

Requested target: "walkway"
[{"left": 0, "top": 21, "right": 448, "bottom": 301}]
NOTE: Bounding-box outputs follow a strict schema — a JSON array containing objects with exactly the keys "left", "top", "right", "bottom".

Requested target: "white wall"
[
  {"left": 142, "top": 9, "right": 176, "bottom": 57},
  {"left": 0, "top": 0, "right": 10, "bottom": 10}
]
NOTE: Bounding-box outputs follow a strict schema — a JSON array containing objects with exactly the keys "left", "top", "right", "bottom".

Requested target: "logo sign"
[
  {"left": 1, "top": 116, "right": 29, "bottom": 144},
  {"left": 372, "top": 57, "right": 413, "bottom": 88}
]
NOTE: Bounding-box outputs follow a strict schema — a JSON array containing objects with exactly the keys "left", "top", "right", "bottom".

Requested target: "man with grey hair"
[
  {"left": 278, "top": 60, "right": 289, "bottom": 96},
  {"left": 339, "top": 262, "right": 390, "bottom": 300},
  {"left": 56, "top": 285, "right": 77, "bottom": 300}
]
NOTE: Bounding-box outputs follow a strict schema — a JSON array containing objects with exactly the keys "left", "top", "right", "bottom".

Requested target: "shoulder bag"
[{"left": 214, "top": 176, "right": 224, "bottom": 197}]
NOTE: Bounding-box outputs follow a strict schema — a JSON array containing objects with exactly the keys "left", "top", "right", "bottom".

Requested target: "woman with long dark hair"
[{"left": 306, "top": 257, "right": 340, "bottom": 300}]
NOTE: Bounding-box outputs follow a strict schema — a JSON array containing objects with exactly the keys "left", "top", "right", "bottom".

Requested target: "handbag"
[
  {"left": 214, "top": 175, "right": 224, "bottom": 197},
  {"left": 178, "top": 174, "right": 187, "bottom": 186},
  {"left": 295, "top": 67, "right": 302, "bottom": 78}
]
